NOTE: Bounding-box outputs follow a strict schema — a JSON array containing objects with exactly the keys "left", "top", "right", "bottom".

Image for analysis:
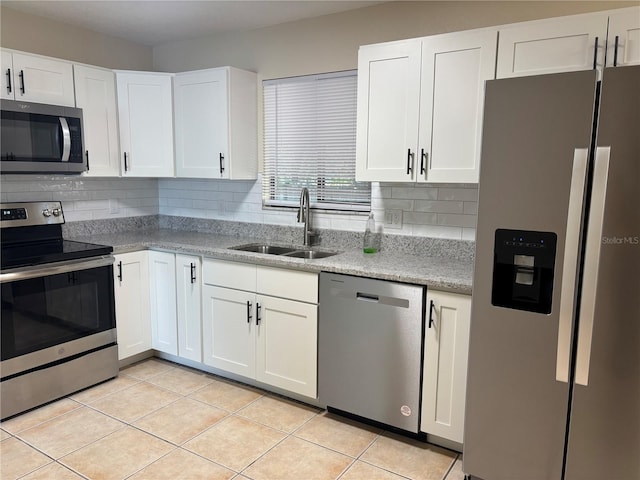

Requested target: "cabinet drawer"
[
  {"left": 257, "top": 266, "right": 318, "bottom": 304},
  {"left": 203, "top": 258, "right": 256, "bottom": 291}
]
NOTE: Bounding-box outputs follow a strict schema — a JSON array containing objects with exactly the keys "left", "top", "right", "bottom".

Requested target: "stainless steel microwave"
[{"left": 1, "top": 99, "right": 86, "bottom": 174}]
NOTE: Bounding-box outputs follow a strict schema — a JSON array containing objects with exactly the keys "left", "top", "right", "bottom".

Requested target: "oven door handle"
[{"left": 0, "top": 255, "right": 115, "bottom": 283}]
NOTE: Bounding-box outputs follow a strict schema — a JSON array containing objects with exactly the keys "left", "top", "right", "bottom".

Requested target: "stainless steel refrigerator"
[{"left": 463, "top": 65, "right": 639, "bottom": 480}]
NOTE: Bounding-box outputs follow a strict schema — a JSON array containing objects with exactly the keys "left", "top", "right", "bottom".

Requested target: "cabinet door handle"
[
  {"left": 219, "top": 153, "right": 225, "bottom": 175},
  {"left": 256, "top": 302, "right": 261, "bottom": 326},
  {"left": 190, "top": 263, "right": 196, "bottom": 283},
  {"left": 85, "top": 150, "right": 90, "bottom": 171},
  {"left": 420, "top": 149, "right": 427, "bottom": 175},
  {"left": 6, "top": 68, "right": 11, "bottom": 94},
  {"left": 124, "top": 152, "right": 128, "bottom": 172},
  {"left": 428, "top": 300, "right": 435, "bottom": 329},
  {"left": 406, "top": 149, "right": 414, "bottom": 175},
  {"left": 247, "top": 301, "right": 253, "bottom": 324},
  {"left": 18, "top": 70, "right": 25, "bottom": 94},
  {"left": 613, "top": 35, "right": 620, "bottom": 67},
  {"left": 592, "top": 36, "right": 599, "bottom": 70},
  {"left": 117, "top": 261, "right": 123, "bottom": 281}
]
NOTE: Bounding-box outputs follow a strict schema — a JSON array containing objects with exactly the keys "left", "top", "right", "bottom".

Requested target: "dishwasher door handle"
[{"left": 356, "top": 292, "right": 379, "bottom": 302}]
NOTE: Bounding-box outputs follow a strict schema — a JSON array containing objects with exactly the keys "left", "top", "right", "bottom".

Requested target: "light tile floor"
[{"left": 1, "top": 359, "right": 465, "bottom": 480}]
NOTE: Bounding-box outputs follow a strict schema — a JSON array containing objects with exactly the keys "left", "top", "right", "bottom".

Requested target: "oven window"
[{"left": 1, "top": 265, "right": 115, "bottom": 361}]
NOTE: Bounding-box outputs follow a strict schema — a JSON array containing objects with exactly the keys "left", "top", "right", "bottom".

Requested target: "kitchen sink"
[
  {"left": 230, "top": 244, "right": 298, "bottom": 255},
  {"left": 282, "top": 250, "right": 336, "bottom": 259},
  {"left": 229, "top": 243, "right": 337, "bottom": 259}
]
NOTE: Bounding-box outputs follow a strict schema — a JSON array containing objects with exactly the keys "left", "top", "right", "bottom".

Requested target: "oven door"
[{"left": 0, "top": 256, "right": 116, "bottom": 378}]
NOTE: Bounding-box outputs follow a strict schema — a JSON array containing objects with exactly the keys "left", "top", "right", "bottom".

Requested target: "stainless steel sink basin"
[
  {"left": 230, "top": 244, "right": 297, "bottom": 255},
  {"left": 229, "top": 243, "right": 338, "bottom": 259},
  {"left": 282, "top": 250, "right": 336, "bottom": 259}
]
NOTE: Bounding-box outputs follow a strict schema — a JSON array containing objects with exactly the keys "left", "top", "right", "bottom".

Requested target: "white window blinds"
[{"left": 263, "top": 71, "right": 370, "bottom": 211}]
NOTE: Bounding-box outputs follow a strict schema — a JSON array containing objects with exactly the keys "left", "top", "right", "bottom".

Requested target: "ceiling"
[{"left": 2, "top": 1, "right": 385, "bottom": 47}]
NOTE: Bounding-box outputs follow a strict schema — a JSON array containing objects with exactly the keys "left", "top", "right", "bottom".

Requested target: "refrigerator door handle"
[
  {"left": 575, "top": 146, "right": 610, "bottom": 386},
  {"left": 556, "top": 148, "right": 589, "bottom": 383}
]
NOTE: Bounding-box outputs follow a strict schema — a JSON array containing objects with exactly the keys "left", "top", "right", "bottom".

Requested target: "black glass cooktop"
[{"left": 1, "top": 239, "right": 113, "bottom": 270}]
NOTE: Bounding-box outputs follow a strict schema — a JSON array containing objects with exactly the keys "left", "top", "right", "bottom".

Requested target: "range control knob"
[
  {"left": 52, "top": 208, "right": 61, "bottom": 217},
  {"left": 42, "top": 208, "right": 52, "bottom": 217}
]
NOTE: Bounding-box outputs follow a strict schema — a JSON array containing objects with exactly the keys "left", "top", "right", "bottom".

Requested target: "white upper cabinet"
[
  {"left": 115, "top": 71, "right": 174, "bottom": 177},
  {"left": 496, "top": 12, "right": 608, "bottom": 78},
  {"left": 2, "top": 50, "right": 75, "bottom": 106},
  {"left": 74, "top": 65, "right": 120, "bottom": 176},
  {"left": 356, "top": 29, "right": 496, "bottom": 184},
  {"left": 419, "top": 29, "right": 497, "bottom": 183},
  {"left": 1, "top": 50, "right": 14, "bottom": 100},
  {"left": 606, "top": 7, "right": 640, "bottom": 67},
  {"left": 174, "top": 67, "right": 257, "bottom": 179},
  {"left": 356, "top": 40, "right": 422, "bottom": 182}
]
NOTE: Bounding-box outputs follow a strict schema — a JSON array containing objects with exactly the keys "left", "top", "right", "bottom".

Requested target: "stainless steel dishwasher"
[{"left": 319, "top": 272, "right": 426, "bottom": 433}]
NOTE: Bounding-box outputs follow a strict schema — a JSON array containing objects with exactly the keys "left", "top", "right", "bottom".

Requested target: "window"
[{"left": 263, "top": 71, "right": 370, "bottom": 211}]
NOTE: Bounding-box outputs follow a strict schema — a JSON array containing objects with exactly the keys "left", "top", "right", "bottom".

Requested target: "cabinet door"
[
  {"left": 256, "top": 295, "right": 317, "bottom": 398},
  {"left": 1, "top": 50, "right": 14, "bottom": 100},
  {"left": 606, "top": 7, "right": 640, "bottom": 67},
  {"left": 116, "top": 72, "right": 174, "bottom": 177},
  {"left": 202, "top": 285, "right": 255, "bottom": 379},
  {"left": 114, "top": 251, "right": 151, "bottom": 360},
  {"left": 419, "top": 29, "right": 497, "bottom": 183},
  {"left": 176, "top": 254, "right": 202, "bottom": 362},
  {"left": 496, "top": 12, "right": 608, "bottom": 78},
  {"left": 174, "top": 68, "right": 228, "bottom": 179},
  {"left": 74, "top": 65, "right": 120, "bottom": 176},
  {"left": 11, "top": 52, "right": 75, "bottom": 106},
  {"left": 148, "top": 251, "right": 178, "bottom": 355},
  {"left": 355, "top": 40, "right": 422, "bottom": 182},
  {"left": 421, "top": 291, "right": 471, "bottom": 443}
]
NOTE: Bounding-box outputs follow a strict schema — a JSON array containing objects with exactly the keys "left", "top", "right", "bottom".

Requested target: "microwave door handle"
[{"left": 59, "top": 117, "right": 71, "bottom": 162}]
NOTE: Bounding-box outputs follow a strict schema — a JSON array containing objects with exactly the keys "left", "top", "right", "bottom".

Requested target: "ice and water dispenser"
[{"left": 491, "top": 229, "right": 557, "bottom": 314}]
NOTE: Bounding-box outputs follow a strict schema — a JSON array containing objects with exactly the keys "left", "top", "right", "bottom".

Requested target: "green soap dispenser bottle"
[{"left": 363, "top": 213, "right": 377, "bottom": 254}]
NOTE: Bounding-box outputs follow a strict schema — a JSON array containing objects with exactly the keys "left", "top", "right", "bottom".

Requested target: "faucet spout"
[{"left": 297, "top": 187, "right": 312, "bottom": 246}]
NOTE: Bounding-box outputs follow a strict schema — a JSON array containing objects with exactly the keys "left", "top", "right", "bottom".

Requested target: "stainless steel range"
[{"left": 1, "top": 201, "right": 119, "bottom": 419}]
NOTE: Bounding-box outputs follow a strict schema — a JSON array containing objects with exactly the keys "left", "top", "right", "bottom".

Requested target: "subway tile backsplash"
[
  {"left": 0, "top": 175, "right": 477, "bottom": 240},
  {"left": 0, "top": 175, "right": 159, "bottom": 222}
]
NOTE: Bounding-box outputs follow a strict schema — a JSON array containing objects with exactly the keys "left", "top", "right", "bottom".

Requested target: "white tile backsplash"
[
  {"left": 1, "top": 174, "right": 477, "bottom": 240},
  {"left": 0, "top": 175, "right": 159, "bottom": 222}
]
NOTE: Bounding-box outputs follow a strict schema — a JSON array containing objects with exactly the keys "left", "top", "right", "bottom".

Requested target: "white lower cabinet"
[
  {"left": 148, "top": 251, "right": 178, "bottom": 356},
  {"left": 255, "top": 295, "right": 318, "bottom": 398},
  {"left": 148, "top": 251, "right": 203, "bottom": 361},
  {"left": 202, "top": 258, "right": 318, "bottom": 398},
  {"left": 421, "top": 290, "right": 471, "bottom": 444},
  {"left": 202, "top": 285, "right": 256, "bottom": 378},
  {"left": 114, "top": 251, "right": 151, "bottom": 361},
  {"left": 175, "top": 254, "right": 202, "bottom": 362}
]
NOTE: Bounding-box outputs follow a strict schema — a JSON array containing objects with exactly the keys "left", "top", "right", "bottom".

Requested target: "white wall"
[{"left": 0, "top": 6, "right": 153, "bottom": 70}]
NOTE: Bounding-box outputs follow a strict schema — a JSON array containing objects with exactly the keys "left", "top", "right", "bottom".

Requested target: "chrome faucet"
[{"left": 297, "top": 187, "right": 312, "bottom": 246}]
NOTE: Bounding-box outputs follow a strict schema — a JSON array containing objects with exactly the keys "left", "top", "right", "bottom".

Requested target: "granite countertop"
[{"left": 69, "top": 228, "right": 474, "bottom": 294}]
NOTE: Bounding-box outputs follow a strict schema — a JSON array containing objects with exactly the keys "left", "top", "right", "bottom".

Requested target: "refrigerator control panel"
[{"left": 492, "top": 229, "right": 557, "bottom": 314}]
